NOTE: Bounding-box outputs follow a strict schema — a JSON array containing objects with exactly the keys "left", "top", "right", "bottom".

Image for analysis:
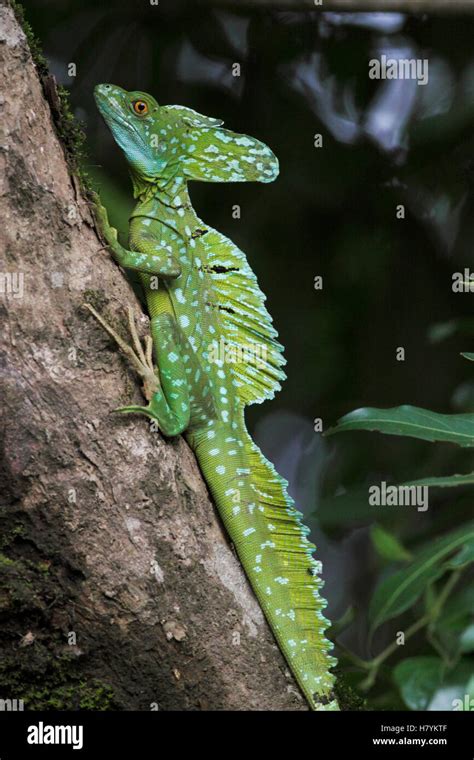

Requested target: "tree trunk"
[{"left": 0, "top": 0, "right": 306, "bottom": 710}]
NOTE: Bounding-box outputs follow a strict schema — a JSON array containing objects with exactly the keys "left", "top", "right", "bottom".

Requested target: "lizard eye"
[{"left": 132, "top": 100, "right": 148, "bottom": 116}]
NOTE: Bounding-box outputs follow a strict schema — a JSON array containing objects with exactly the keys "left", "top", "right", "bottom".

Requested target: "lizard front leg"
[
  {"left": 85, "top": 302, "right": 189, "bottom": 436},
  {"left": 92, "top": 192, "right": 181, "bottom": 278},
  {"left": 86, "top": 304, "right": 216, "bottom": 436}
]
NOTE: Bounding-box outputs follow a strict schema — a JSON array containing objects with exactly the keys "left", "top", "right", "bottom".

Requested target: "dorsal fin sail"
[{"left": 201, "top": 228, "right": 286, "bottom": 406}]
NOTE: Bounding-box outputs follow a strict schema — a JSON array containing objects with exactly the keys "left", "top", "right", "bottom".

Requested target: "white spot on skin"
[
  {"left": 216, "top": 465, "right": 226, "bottom": 475},
  {"left": 235, "top": 136, "right": 253, "bottom": 147}
]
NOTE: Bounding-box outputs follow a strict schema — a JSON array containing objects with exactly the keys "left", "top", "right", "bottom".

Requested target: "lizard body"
[{"left": 91, "top": 84, "right": 337, "bottom": 710}]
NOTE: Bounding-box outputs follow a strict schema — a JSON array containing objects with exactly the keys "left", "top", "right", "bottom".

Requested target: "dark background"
[{"left": 24, "top": 0, "right": 474, "bottom": 709}]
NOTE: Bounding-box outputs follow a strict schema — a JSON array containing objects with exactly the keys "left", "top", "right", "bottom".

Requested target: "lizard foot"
[
  {"left": 85, "top": 303, "right": 190, "bottom": 435},
  {"left": 84, "top": 303, "right": 158, "bottom": 402}
]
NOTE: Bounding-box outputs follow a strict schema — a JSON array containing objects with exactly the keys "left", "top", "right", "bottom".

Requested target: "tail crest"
[
  {"left": 245, "top": 432, "right": 338, "bottom": 709},
  {"left": 192, "top": 420, "right": 338, "bottom": 710}
]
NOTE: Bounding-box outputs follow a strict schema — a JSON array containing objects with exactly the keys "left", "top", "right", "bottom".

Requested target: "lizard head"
[
  {"left": 95, "top": 83, "right": 279, "bottom": 193},
  {"left": 94, "top": 84, "right": 165, "bottom": 182}
]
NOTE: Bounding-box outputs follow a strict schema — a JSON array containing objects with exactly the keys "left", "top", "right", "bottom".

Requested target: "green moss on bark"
[
  {"left": 0, "top": 510, "right": 117, "bottom": 711},
  {"left": 10, "top": 0, "right": 92, "bottom": 195}
]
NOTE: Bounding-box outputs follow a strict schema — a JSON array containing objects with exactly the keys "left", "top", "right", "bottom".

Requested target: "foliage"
[{"left": 328, "top": 344, "right": 474, "bottom": 709}]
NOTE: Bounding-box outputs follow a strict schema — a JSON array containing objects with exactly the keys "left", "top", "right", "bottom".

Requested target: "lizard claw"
[
  {"left": 84, "top": 303, "right": 159, "bottom": 400},
  {"left": 113, "top": 390, "right": 187, "bottom": 437},
  {"left": 113, "top": 388, "right": 166, "bottom": 425},
  {"left": 113, "top": 404, "right": 161, "bottom": 425}
]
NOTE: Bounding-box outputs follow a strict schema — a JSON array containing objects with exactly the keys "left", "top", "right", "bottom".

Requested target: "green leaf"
[
  {"left": 393, "top": 657, "right": 444, "bottom": 711},
  {"left": 370, "top": 524, "right": 412, "bottom": 562},
  {"left": 461, "top": 352, "right": 474, "bottom": 362},
  {"left": 431, "top": 617, "right": 471, "bottom": 660},
  {"left": 424, "top": 582, "right": 437, "bottom": 611},
  {"left": 328, "top": 606, "right": 355, "bottom": 637},
  {"left": 428, "top": 320, "right": 458, "bottom": 343},
  {"left": 447, "top": 540, "right": 474, "bottom": 569},
  {"left": 432, "top": 586, "right": 474, "bottom": 659},
  {"left": 459, "top": 625, "right": 474, "bottom": 653},
  {"left": 316, "top": 473, "right": 474, "bottom": 531},
  {"left": 435, "top": 586, "right": 474, "bottom": 630},
  {"left": 316, "top": 486, "right": 395, "bottom": 528},
  {"left": 430, "top": 584, "right": 474, "bottom": 660},
  {"left": 444, "top": 587, "right": 474, "bottom": 619},
  {"left": 430, "top": 659, "right": 474, "bottom": 710},
  {"left": 400, "top": 472, "right": 474, "bottom": 489},
  {"left": 326, "top": 405, "right": 474, "bottom": 447},
  {"left": 428, "top": 317, "right": 474, "bottom": 344},
  {"left": 369, "top": 522, "right": 474, "bottom": 633}
]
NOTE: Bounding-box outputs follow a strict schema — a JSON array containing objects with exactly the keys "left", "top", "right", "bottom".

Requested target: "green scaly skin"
[{"left": 91, "top": 84, "right": 338, "bottom": 710}]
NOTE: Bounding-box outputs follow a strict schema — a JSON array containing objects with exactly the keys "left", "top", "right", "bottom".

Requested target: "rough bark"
[{"left": 0, "top": 2, "right": 307, "bottom": 710}]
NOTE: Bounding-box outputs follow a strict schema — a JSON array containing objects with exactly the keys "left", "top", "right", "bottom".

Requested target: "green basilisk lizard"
[{"left": 87, "top": 84, "right": 338, "bottom": 710}]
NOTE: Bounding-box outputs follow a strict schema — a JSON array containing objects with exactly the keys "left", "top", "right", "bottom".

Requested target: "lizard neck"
[
  {"left": 131, "top": 168, "right": 189, "bottom": 206},
  {"left": 130, "top": 175, "right": 199, "bottom": 235}
]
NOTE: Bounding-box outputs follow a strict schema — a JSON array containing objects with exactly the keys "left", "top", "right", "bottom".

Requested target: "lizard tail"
[{"left": 190, "top": 418, "right": 338, "bottom": 711}]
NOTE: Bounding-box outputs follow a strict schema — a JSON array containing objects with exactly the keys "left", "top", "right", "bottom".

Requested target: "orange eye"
[{"left": 132, "top": 100, "right": 148, "bottom": 115}]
